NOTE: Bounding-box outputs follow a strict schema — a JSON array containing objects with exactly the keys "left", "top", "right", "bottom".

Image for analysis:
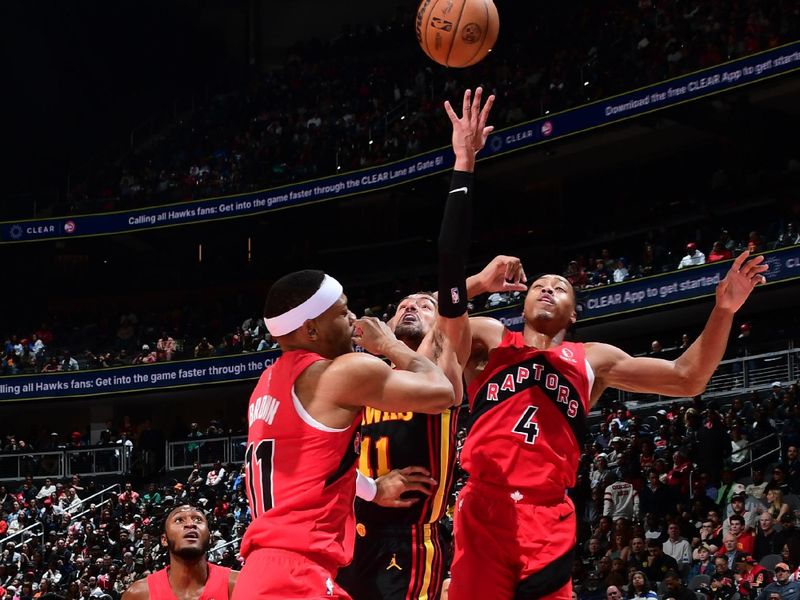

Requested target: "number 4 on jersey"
[{"left": 512, "top": 406, "right": 540, "bottom": 444}]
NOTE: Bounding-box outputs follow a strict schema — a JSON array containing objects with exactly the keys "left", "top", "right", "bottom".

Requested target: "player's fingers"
[
  {"left": 741, "top": 256, "right": 767, "bottom": 277},
  {"left": 398, "top": 466, "right": 431, "bottom": 477},
  {"left": 391, "top": 499, "right": 420, "bottom": 508},
  {"left": 403, "top": 473, "right": 437, "bottom": 487},
  {"left": 444, "top": 100, "right": 459, "bottom": 124},
  {"left": 731, "top": 250, "right": 750, "bottom": 271},
  {"left": 462, "top": 88, "right": 472, "bottom": 122},
  {"left": 478, "top": 95, "right": 495, "bottom": 130},
  {"left": 754, "top": 275, "right": 767, "bottom": 286},
  {"left": 504, "top": 282, "right": 529, "bottom": 292},
  {"left": 399, "top": 482, "right": 433, "bottom": 496}
]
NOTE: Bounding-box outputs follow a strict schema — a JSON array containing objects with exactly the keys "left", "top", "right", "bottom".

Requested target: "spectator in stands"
[
  {"left": 730, "top": 425, "right": 751, "bottom": 469},
  {"left": 776, "top": 223, "right": 799, "bottom": 247},
  {"left": 663, "top": 522, "right": 692, "bottom": 576},
  {"left": 689, "top": 543, "right": 716, "bottom": 578},
  {"left": 132, "top": 345, "right": 157, "bottom": 365},
  {"left": 727, "top": 514, "right": 756, "bottom": 554},
  {"left": 580, "top": 572, "right": 605, "bottom": 600},
  {"left": 584, "top": 538, "right": 606, "bottom": 571},
  {"left": 783, "top": 446, "right": 800, "bottom": 493},
  {"left": 193, "top": 337, "right": 214, "bottom": 358},
  {"left": 747, "top": 469, "right": 769, "bottom": 500},
  {"left": 755, "top": 562, "right": 800, "bottom": 600},
  {"left": 754, "top": 512, "right": 787, "bottom": 561},
  {"left": 662, "top": 571, "right": 694, "bottom": 600},
  {"left": 612, "top": 259, "right": 629, "bottom": 283},
  {"left": 118, "top": 483, "right": 139, "bottom": 506},
  {"left": 708, "top": 242, "right": 733, "bottom": 263},
  {"left": 726, "top": 493, "right": 758, "bottom": 534},
  {"left": 763, "top": 489, "right": 790, "bottom": 522},
  {"left": 645, "top": 538, "right": 679, "bottom": 583},
  {"left": 628, "top": 537, "right": 649, "bottom": 573},
  {"left": 41, "top": 356, "right": 60, "bottom": 373},
  {"left": 708, "top": 555, "right": 737, "bottom": 600},
  {"left": 747, "top": 231, "right": 765, "bottom": 254},
  {"left": 627, "top": 570, "right": 657, "bottom": 600},
  {"left": 205, "top": 461, "right": 226, "bottom": 491},
  {"left": 61, "top": 351, "right": 79, "bottom": 371},
  {"left": 156, "top": 331, "right": 176, "bottom": 362},
  {"left": 720, "top": 533, "right": 744, "bottom": 570},
  {"left": 677, "top": 242, "right": 706, "bottom": 269},
  {"left": 604, "top": 473, "right": 639, "bottom": 522},
  {"left": 736, "top": 555, "right": 771, "bottom": 599},
  {"left": 640, "top": 471, "right": 672, "bottom": 519},
  {"left": 697, "top": 403, "right": 730, "bottom": 485}
]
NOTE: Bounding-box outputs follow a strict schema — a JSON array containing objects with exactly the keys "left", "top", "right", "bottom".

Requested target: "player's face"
[
  {"left": 392, "top": 294, "right": 437, "bottom": 346},
  {"left": 523, "top": 275, "right": 576, "bottom": 331},
  {"left": 312, "top": 295, "right": 356, "bottom": 358},
  {"left": 162, "top": 506, "right": 210, "bottom": 559}
]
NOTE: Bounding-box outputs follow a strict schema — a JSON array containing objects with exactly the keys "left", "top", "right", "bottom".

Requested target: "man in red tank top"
[
  {"left": 232, "top": 270, "right": 455, "bottom": 599},
  {"left": 121, "top": 504, "right": 237, "bottom": 600},
  {"left": 449, "top": 251, "right": 768, "bottom": 600}
]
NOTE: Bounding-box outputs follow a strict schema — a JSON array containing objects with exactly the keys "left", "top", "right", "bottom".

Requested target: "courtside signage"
[{"left": 2, "top": 42, "right": 799, "bottom": 243}]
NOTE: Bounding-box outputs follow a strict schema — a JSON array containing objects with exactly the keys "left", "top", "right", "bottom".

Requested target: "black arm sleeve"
[{"left": 437, "top": 170, "right": 473, "bottom": 318}]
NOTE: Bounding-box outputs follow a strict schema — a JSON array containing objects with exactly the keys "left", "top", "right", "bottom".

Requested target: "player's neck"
[
  {"left": 522, "top": 325, "right": 566, "bottom": 349},
  {"left": 168, "top": 556, "right": 208, "bottom": 590}
]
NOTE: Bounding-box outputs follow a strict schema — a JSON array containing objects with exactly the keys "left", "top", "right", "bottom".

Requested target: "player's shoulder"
[{"left": 121, "top": 577, "right": 150, "bottom": 600}]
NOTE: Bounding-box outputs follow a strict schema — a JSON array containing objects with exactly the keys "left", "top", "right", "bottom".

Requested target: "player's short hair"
[
  {"left": 162, "top": 503, "right": 207, "bottom": 534},
  {"left": 264, "top": 270, "right": 327, "bottom": 320},
  {"left": 729, "top": 514, "right": 745, "bottom": 525}
]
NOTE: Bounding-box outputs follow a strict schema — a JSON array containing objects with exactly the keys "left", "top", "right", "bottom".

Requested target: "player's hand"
[
  {"left": 373, "top": 466, "right": 437, "bottom": 508},
  {"left": 352, "top": 317, "right": 399, "bottom": 357},
  {"left": 444, "top": 87, "right": 495, "bottom": 168},
  {"left": 715, "top": 250, "right": 768, "bottom": 313},
  {"left": 475, "top": 255, "right": 527, "bottom": 295}
]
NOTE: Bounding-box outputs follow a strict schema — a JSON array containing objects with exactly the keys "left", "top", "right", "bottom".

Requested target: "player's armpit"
[
  {"left": 464, "top": 316, "right": 506, "bottom": 384},
  {"left": 586, "top": 342, "right": 704, "bottom": 402},
  {"left": 321, "top": 352, "right": 454, "bottom": 414}
]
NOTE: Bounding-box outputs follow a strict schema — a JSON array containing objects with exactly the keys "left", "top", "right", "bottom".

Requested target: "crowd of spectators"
[
  {"left": 0, "top": 385, "right": 799, "bottom": 597},
  {"left": 567, "top": 384, "right": 800, "bottom": 600},
  {"left": 52, "top": 0, "right": 800, "bottom": 217}
]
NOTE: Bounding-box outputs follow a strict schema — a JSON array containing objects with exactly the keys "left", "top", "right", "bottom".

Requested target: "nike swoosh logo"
[{"left": 450, "top": 186, "right": 469, "bottom": 194}]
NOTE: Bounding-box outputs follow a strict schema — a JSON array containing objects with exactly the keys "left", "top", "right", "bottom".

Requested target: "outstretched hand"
[
  {"left": 373, "top": 466, "right": 437, "bottom": 508},
  {"left": 475, "top": 255, "right": 527, "bottom": 295},
  {"left": 352, "top": 317, "right": 398, "bottom": 357},
  {"left": 444, "top": 87, "right": 495, "bottom": 171},
  {"left": 715, "top": 251, "right": 768, "bottom": 313}
]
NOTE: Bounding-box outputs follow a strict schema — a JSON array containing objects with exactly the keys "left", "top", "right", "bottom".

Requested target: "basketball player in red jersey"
[
  {"left": 448, "top": 252, "right": 768, "bottom": 600},
  {"left": 122, "top": 504, "right": 237, "bottom": 600},
  {"left": 338, "top": 87, "right": 529, "bottom": 600},
  {"left": 231, "top": 269, "right": 455, "bottom": 599}
]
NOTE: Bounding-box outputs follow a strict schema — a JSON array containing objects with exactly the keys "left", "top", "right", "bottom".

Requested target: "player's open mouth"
[
  {"left": 183, "top": 532, "right": 199, "bottom": 540},
  {"left": 538, "top": 296, "right": 555, "bottom": 305},
  {"left": 401, "top": 313, "right": 418, "bottom": 322}
]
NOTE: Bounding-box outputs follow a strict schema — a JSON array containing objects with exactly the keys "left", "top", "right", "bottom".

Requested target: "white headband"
[{"left": 264, "top": 274, "right": 343, "bottom": 337}]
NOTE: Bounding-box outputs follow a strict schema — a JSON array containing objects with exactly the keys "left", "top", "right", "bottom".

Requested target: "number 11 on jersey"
[{"left": 358, "top": 436, "right": 391, "bottom": 478}]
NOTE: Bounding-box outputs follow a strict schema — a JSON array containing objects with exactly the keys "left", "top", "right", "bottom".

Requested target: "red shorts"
[
  {"left": 448, "top": 480, "right": 576, "bottom": 600},
  {"left": 232, "top": 548, "right": 352, "bottom": 600}
]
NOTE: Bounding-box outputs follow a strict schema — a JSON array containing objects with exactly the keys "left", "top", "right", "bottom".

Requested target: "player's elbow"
[
  {"left": 420, "top": 383, "right": 456, "bottom": 414},
  {"left": 680, "top": 376, "right": 707, "bottom": 397}
]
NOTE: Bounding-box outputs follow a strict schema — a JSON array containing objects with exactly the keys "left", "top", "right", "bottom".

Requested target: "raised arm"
[
  {"left": 424, "top": 87, "right": 496, "bottom": 370},
  {"left": 587, "top": 251, "right": 768, "bottom": 404},
  {"left": 323, "top": 317, "right": 455, "bottom": 414}
]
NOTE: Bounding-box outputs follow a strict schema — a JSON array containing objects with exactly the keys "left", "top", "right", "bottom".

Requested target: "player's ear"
[
  {"left": 303, "top": 319, "right": 318, "bottom": 340},
  {"left": 570, "top": 309, "right": 577, "bottom": 325},
  {"left": 160, "top": 533, "right": 168, "bottom": 548}
]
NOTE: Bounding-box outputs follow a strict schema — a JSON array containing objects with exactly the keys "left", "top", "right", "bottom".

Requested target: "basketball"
[{"left": 416, "top": 0, "right": 499, "bottom": 68}]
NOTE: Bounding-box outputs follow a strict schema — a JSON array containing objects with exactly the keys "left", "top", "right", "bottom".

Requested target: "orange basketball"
[{"left": 415, "top": 0, "right": 499, "bottom": 68}]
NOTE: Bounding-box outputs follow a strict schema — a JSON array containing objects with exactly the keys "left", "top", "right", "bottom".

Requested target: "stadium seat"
[
  {"left": 688, "top": 575, "right": 711, "bottom": 592},
  {"left": 759, "top": 554, "right": 783, "bottom": 572},
  {"left": 784, "top": 494, "right": 800, "bottom": 512}
]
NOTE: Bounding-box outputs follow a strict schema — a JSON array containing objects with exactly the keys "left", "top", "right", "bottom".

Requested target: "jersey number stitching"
[
  {"left": 245, "top": 439, "right": 275, "bottom": 517},
  {"left": 512, "top": 406, "right": 540, "bottom": 444}
]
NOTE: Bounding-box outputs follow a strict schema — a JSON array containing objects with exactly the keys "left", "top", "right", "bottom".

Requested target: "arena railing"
[
  {"left": 613, "top": 346, "right": 798, "bottom": 407},
  {"left": 208, "top": 536, "right": 241, "bottom": 559},
  {"left": 65, "top": 447, "right": 128, "bottom": 477},
  {"left": 729, "top": 433, "right": 782, "bottom": 479},
  {"left": 0, "top": 450, "right": 65, "bottom": 482},
  {"left": 165, "top": 436, "right": 230, "bottom": 471},
  {"left": 0, "top": 521, "right": 44, "bottom": 550},
  {"left": 65, "top": 483, "right": 121, "bottom": 523}
]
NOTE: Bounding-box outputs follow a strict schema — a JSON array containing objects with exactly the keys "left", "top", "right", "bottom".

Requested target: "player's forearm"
[
  {"left": 381, "top": 341, "right": 455, "bottom": 403},
  {"left": 438, "top": 171, "right": 473, "bottom": 319},
  {"left": 672, "top": 305, "right": 735, "bottom": 395}
]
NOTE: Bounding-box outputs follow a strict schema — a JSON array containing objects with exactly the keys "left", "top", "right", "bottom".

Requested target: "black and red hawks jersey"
[{"left": 462, "top": 331, "right": 593, "bottom": 497}]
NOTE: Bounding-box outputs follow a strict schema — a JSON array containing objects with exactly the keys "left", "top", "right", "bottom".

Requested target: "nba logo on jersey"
[
  {"left": 560, "top": 347, "right": 577, "bottom": 364},
  {"left": 353, "top": 430, "right": 362, "bottom": 455},
  {"left": 326, "top": 577, "right": 334, "bottom": 596},
  {"left": 450, "top": 287, "right": 460, "bottom": 304}
]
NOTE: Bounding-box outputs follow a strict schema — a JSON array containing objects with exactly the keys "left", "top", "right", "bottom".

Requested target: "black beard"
[
  {"left": 167, "top": 537, "right": 209, "bottom": 560},
  {"left": 394, "top": 322, "right": 425, "bottom": 349}
]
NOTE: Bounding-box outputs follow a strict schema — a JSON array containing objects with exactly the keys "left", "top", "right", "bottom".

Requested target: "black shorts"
[{"left": 337, "top": 521, "right": 450, "bottom": 600}]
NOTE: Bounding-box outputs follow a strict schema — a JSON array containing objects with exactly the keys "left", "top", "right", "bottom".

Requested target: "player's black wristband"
[{"left": 437, "top": 170, "right": 473, "bottom": 318}]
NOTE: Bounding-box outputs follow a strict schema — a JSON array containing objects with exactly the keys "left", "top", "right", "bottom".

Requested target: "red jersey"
[
  {"left": 146, "top": 563, "right": 231, "bottom": 599},
  {"left": 240, "top": 350, "right": 362, "bottom": 570},
  {"left": 463, "top": 332, "right": 592, "bottom": 497}
]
